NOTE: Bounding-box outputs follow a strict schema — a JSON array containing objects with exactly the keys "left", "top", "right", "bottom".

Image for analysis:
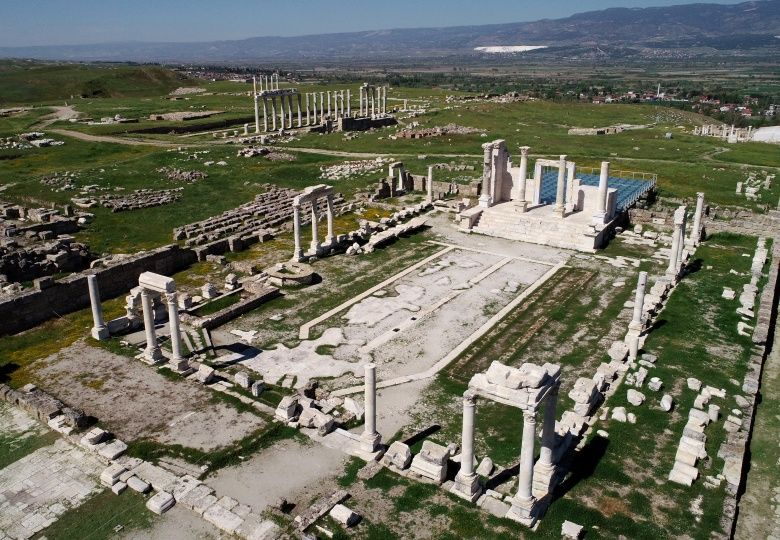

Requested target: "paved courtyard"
[{"left": 0, "top": 438, "right": 103, "bottom": 539}]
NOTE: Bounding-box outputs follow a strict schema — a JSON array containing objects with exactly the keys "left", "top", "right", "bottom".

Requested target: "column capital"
[
  {"left": 559, "top": 154, "right": 567, "bottom": 164},
  {"left": 519, "top": 146, "right": 530, "bottom": 156},
  {"left": 522, "top": 409, "right": 537, "bottom": 423},
  {"left": 164, "top": 292, "right": 177, "bottom": 304},
  {"left": 463, "top": 390, "right": 478, "bottom": 406}
]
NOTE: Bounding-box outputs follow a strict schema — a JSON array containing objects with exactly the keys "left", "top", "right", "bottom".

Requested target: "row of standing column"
[
  {"left": 256, "top": 94, "right": 303, "bottom": 133},
  {"left": 303, "top": 90, "right": 351, "bottom": 126},
  {"left": 87, "top": 275, "right": 186, "bottom": 369},
  {"left": 359, "top": 86, "right": 387, "bottom": 117},
  {"left": 453, "top": 385, "right": 559, "bottom": 515},
  {"left": 253, "top": 74, "right": 279, "bottom": 92}
]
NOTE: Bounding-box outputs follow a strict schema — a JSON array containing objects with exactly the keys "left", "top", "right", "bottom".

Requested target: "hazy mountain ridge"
[{"left": 0, "top": 0, "right": 777, "bottom": 63}]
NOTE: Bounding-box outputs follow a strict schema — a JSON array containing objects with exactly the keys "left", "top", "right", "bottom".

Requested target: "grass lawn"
[{"left": 32, "top": 489, "right": 154, "bottom": 540}]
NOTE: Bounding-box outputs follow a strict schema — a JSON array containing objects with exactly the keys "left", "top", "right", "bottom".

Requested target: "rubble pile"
[
  {"left": 394, "top": 123, "right": 481, "bottom": 139},
  {"left": 157, "top": 167, "right": 208, "bottom": 184},
  {"left": 320, "top": 158, "right": 389, "bottom": 181},
  {"left": 40, "top": 171, "right": 80, "bottom": 191},
  {"left": 99, "top": 189, "right": 183, "bottom": 212}
]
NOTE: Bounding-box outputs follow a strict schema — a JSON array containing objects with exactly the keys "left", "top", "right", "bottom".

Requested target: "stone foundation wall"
[
  {"left": 194, "top": 286, "right": 280, "bottom": 330},
  {"left": 726, "top": 238, "right": 780, "bottom": 536},
  {"left": 0, "top": 244, "right": 196, "bottom": 336},
  {"left": 338, "top": 116, "right": 397, "bottom": 132},
  {"left": 0, "top": 383, "right": 88, "bottom": 428}
]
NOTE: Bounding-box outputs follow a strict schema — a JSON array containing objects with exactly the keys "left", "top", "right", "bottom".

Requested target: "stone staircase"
[{"left": 472, "top": 206, "right": 601, "bottom": 252}]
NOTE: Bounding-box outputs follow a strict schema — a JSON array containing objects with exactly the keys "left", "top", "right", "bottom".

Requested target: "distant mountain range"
[{"left": 0, "top": 0, "right": 778, "bottom": 64}]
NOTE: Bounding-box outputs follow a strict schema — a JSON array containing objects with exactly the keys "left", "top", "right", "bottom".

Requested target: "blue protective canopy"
[{"left": 539, "top": 171, "right": 654, "bottom": 212}]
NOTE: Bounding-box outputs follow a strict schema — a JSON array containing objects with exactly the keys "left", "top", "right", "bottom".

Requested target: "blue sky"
[{"left": 1, "top": 0, "right": 745, "bottom": 47}]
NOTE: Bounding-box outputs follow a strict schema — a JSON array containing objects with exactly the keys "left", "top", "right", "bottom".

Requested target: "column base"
[
  {"left": 292, "top": 249, "right": 305, "bottom": 262},
  {"left": 169, "top": 358, "right": 191, "bottom": 373},
  {"left": 505, "top": 496, "right": 538, "bottom": 526},
  {"left": 91, "top": 326, "right": 110, "bottom": 341},
  {"left": 360, "top": 431, "right": 381, "bottom": 453},
  {"left": 478, "top": 195, "right": 491, "bottom": 209},
  {"left": 532, "top": 463, "right": 559, "bottom": 499},
  {"left": 592, "top": 211, "right": 608, "bottom": 225},
  {"left": 513, "top": 201, "right": 528, "bottom": 213},
  {"left": 143, "top": 347, "right": 164, "bottom": 365},
  {"left": 450, "top": 473, "right": 482, "bottom": 503},
  {"left": 554, "top": 206, "right": 566, "bottom": 218}
]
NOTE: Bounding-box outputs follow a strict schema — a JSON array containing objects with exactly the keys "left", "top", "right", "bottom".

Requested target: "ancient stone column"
[
  {"left": 262, "top": 98, "right": 268, "bottom": 132},
  {"left": 427, "top": 166, "right": 434, "bottom": 203},
  {"left": 666, "top": 207, "right": 684, "bottom": 278},
  {"left": 305, "top": 93, "right": 310, "bottom": 126},
  {"left": 346, "top": 89, "right": 351, "bottom": 117},
  {"left": 310, "top": 202, "right": 320, "bottom": 252},
  {"left": 165, "top": 292, "right": 185, "bottom": 369},
  {"left": 253, "top": 95, "right": 260, "bottom": 134},
  {"left": 593, "top": 161, "right": 610, "bottom": 223},
  {"left": 532, "top": 161, "right": 543, "bottom": 205},
  {"left": 313, "top": 94, "right": 318, "bottom": 125},
  {"left": 360, "top": 363, "right": 381, "bottom": 452},
  {"left": 327, "top": 91, "right": 332, "bottom": 118},
  {"left": 676, "top": 210, "right": 687, "bottom": 265},
  {"left": 87, "top": 274, "right": 109, "bottom": 340},
  {"left": 479, "top": 142, "right": 493, "bottom": 208},
  {"left": 452, "top": 391, "right": 481, "bottom": 500},
  {"left": 325, "top": 194, "right": 335, "bottom": 244},
  {"left": 565, "top": 162, "right": 576, "bottom": 206},
  {"left": 537, "top": 386, "right": 558, "bottom": 471},
  {"left": 141, "top": 289, "right": 162, "bottom": 362},
  {"left": 515, "top": 410, "right": 537, "bottom": 503},
  {"left": 691, "top": 192, "right": 705, "bottom": 245},
  {"left": 270, "top": 97, "right": 277, "bottom": 131},
  {"left": 631, "top": 271, "right": 648, "bottom": 328},
  {"left": 292, "top": 204, "right": 303, "bottom": 260},
  {"left": 320, "top": 92, "right": 325, "bottom": 123},
  {"left": 502, "top": 410, "right": 536, "bottom": 516},
  {"left": 554, "top": 155, "right": 567, "bottom": 217},
  {"left": 516, "top": 146, "right": 529, "bottom": 210},
  {"left": 370, "top": 89, "right": 375, "bottom": 117},
  {"left": 297, "top": 94, "right": 302, "bottom": 127}
]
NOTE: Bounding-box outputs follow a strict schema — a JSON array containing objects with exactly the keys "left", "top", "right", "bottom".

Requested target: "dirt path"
[
  {"left": 50, "top": 128, "right": 188, "bottom": 148},
  {"left": 45, "top": 120, "right": 780, "bottom": 172},
  {"left": 734, "top": 316, "right": 780, "bottom": 539},
  {"left": 32, "top": 105, "right": 80, "bottom": 129}
]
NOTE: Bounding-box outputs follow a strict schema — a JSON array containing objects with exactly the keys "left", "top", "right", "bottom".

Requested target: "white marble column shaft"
[
  {"left": 141, "top": 289, "right": 162, "bottom": 362},
  {"left": 87, "top": 274, "right": 108, "bottom": 340},
  {"left": 554, "top": 155, "right": 567, "bottom": 216}
]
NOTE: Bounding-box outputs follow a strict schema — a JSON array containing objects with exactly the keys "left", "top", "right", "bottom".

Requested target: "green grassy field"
[{"left": 0, "top": 60, "right": 191, "bottom": 104}]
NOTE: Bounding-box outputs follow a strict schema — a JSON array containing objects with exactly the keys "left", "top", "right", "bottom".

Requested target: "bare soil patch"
[{"left": 33, "top": 340, "right": 261, "bottom": 450}]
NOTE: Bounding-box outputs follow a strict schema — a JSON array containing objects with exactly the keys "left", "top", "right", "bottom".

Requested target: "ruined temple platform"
[{"left": 469, "top": 202, "right": 608, "bottom": 252}]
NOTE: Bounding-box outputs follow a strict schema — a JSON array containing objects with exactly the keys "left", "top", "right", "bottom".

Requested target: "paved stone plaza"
[{"left": 0, "top": 436, "right": 102, "bottom": 539}]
